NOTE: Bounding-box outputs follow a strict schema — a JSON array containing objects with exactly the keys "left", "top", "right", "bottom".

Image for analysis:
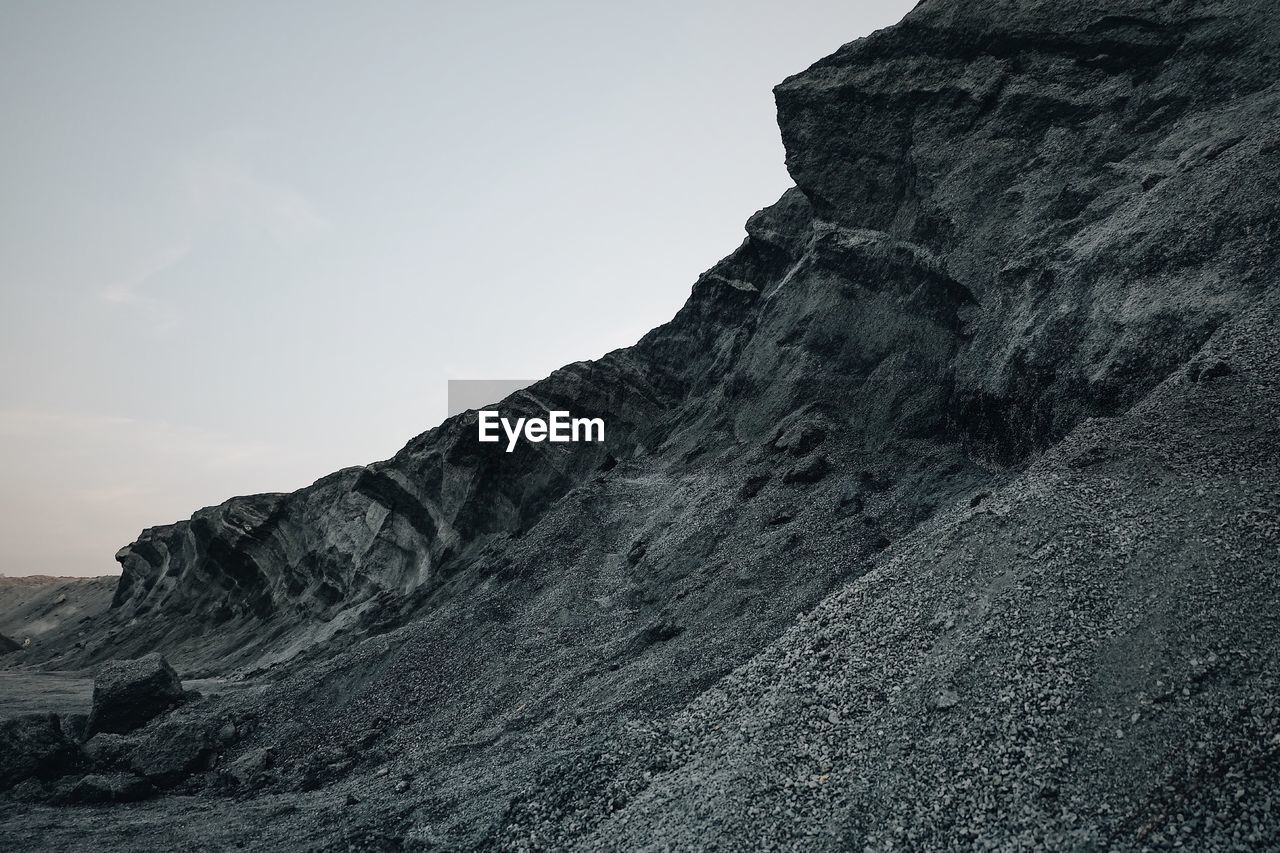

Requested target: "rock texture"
[
  {"left": 4, "top": 0, "right": 1280, "bottom": 849},
  {"left": 84, "top": 654, "right": 185, "bottom": 737},
  {"left": 66, "top": 774, "right": 153, "bottom": 805},
  {"left": 0, "top": 714, "right": 82, "bottom": 791}
]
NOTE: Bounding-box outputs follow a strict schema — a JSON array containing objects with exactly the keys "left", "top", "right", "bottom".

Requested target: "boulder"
[
  {"left": 85, "top": 652, "right": 185, "bottom": 737},
  {"left": 83, "top": 732, "right": 138, "bottom": 772},
  {"left": 0, "top": 633, "right": 20, "bottom": 654},
  {"left": 222, "top": 746, "right": 273, "bottom": 788},
  {"left": 130, "top": 717, "right": 213, "bottom": 786},
  {"left": 0, "top": 713, "right": 83, "bottom": 790}
]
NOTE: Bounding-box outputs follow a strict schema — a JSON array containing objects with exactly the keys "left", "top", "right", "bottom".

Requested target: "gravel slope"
[{"left": 4, "top": 0, "right": 1280, "bottom": 850}]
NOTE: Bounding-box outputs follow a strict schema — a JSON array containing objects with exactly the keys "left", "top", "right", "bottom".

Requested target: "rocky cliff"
[
  {"left": 5, "top": 0, "right": 1280, "bottom": 849},
  {"left": 93, "top": 0, "right": 1279, "bottom": 676}
]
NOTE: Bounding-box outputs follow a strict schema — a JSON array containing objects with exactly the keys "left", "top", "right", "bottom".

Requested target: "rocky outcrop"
[
  {"left": 91, "top": 1, "right": 1280, "bottom": 683},
  {"left": 0, "top": 633, "right": 19, "bottom": 654},
  {"left": 85, "top": 654, "right": 185, "bottom": 737},
  {"left": 82, "top": 733, "right": 136, "bottom": 772},
  {"left": 7, "top": 0, "right": 1280, "bottom": 849}
]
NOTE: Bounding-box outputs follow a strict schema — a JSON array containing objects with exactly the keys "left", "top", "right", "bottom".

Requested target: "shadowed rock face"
[
  {"left": 88, "top": 0, "right": 1279, "bottom": 680},
  {"left": 777, "top": 0, "right": 1280, "bottom": 458},
  {"left": 6, "top": 0, "right": 1280, "bottom": 849}
]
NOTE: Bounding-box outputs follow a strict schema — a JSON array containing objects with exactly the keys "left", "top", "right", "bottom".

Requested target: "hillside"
[{"left": 3, "top": 0, "right": 1279, "bottom": 849}]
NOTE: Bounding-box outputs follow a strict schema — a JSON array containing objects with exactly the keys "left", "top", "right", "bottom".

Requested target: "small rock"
[
  {"left": 836, "top": 484, "right": 864, "bottom": 515},
  {"left": 130, "top": 718, "right": 213, "bottom": 786},
  {"left": 626, "top": 541, "right": 647, "bottom": 565},
  {"left": 84, "top": 732, "right": 138, "bottom": 772},
  {"left": 739, "top": 474, "right": 770, "bottom": 500},
  {"left": 930, "top": 689, "right": 961, "bottom": 711},
  {"left": 224, "top": 747, "right": 273, "bottom": 786},
  {"left": 68, "top": 773, "right": 155, "bottom": 804},
  {"left": 1201, "top": 359, "right": 1233, "bottom": 380}
]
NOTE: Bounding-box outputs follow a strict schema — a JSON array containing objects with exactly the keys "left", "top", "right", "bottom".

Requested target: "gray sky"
[{"left": 0, "top": 1, "right": 914, "bottom": 577}]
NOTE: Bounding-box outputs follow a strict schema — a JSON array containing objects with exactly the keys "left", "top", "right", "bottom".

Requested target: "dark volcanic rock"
[
  {"left": 85, "top": 653, "right": 185, "bottom": 737},
  {"left": 0, "top": 714, "right": 83, "bottom": 791},
  {"left": 221, "top": 747, "right": 272, "bottom": 789},
  {"left": 129, "top": 717, "right": 213, "bottom": 786},
  {"left": 83, "top": 733, "right": 138, "bottom": 772},
  {"left": 7, "top": 0, "right": 1280, "bottom": 850}
]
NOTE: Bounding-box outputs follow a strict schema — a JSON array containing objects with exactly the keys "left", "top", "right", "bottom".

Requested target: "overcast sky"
[{"left": 0, "top": 1, "right": 915, "bottom": 577}]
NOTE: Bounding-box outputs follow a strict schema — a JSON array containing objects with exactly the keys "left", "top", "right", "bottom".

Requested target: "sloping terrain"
[
  {"left": 3, "top": 0, "right": 1279, "bottom": 849},
  {"left": 501, "top": 292, "right": 1280, "bottom": 851},
  {"left": 0, "top": 576, "right": 116, "bottom": 656}
]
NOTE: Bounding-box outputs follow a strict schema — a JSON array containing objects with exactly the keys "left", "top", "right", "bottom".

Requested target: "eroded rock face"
[
  {"left": 83, "top": 733, "right": 137, "bottom": 773},
  {"left": 128, "top": 717, "right": 213, "bottom": 786},
  {"left": 92, "top": 0, "right": 1280, "bottom": 685},
  {"left": 85, "top": 654, "right": 185, "bottom": 737},
  {"left": 772, "top": 0, "right": 1280, "bottom": 462},
  {"left": 10, "top": 0, "right": 1280, "bottom": 849},
  {"left": 0, "top": 714, "right": 83, "bottom": 791}
]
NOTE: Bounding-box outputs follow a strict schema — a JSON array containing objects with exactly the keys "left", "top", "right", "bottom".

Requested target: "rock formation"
[
  {"left": 3, "top": 0, "right": 1280, "bottom": 849},
  {"left": 0, "top": 714, "right": 83, "bottom": 792},
  {"left": 84, "top": 654, "right": 186, "bottom": 737}
]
